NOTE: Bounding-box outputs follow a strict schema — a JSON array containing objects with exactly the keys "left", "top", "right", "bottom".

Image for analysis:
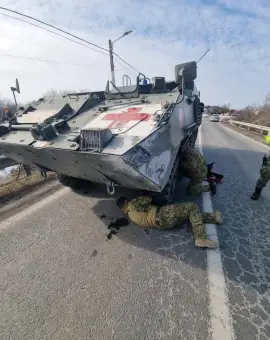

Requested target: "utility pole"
[
  {"left": 108, "top": 30, "right": 133, "bottom": 86},
  {"left": 109, "top": 39, "right": 116, "bottom": 85}
]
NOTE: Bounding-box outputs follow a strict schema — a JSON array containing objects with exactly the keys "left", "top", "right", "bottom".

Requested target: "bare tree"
[
  {"left": 42, "top": 88, "right": 90, "bottom": 98},
  {"left": 42, "top": 89, "right": 75, "bottom": 98},
  {"left": 0, "top": 95, "right": 20, "bottom": 115},
  {"left": 264, "top": 92, "right": 270, "bottom": 107},
  {"left": 208, "top": 105, "right": 229, "bottom": 115},
  {"left": 235, "top": 106, "right": 255, "bottom": 122}
]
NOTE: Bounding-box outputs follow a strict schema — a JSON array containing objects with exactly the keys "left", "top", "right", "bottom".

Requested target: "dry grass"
[
  {"left": 235, "top": 105, "right": 270, "bottom": 127},
  {"left": 0, "top": 166, "right": 56, "bottom": 200}
]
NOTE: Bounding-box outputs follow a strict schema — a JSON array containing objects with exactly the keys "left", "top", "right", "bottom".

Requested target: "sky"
[{"left": 0, "top": 0, "right": 270, "bottom": 109}]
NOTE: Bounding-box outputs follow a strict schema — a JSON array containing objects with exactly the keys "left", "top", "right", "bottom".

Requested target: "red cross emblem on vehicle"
[{"left": 102, "top": 107, "right": 151, "bottom": 129}]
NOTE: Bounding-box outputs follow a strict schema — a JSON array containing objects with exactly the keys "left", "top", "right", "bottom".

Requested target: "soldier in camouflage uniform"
[
  {"left": 181, "top": 147, "right": 216, "bottom": 196},
  {"left": 116, "top": 196, "right": 223, "bottom": 249},
  {"left": 251, "top": 153, "right": 270, "bottom": 200}
]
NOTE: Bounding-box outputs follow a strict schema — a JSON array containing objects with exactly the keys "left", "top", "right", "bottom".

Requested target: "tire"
[
  {"left": 57, "top": 174, "right": 91, "bottom": 190},
  {"left": 189, "top": 129, "right": 198, "bottom": 148},
  {"left": 151, "top": 154, "right": 180, "bottom": 205},
  {"left": 194, "top": 98, "right": 203, "bottom": 126}
]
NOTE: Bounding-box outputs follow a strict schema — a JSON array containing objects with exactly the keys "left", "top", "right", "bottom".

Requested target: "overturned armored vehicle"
[{"left": 0, "top": 61, "right": 204, "bottom": 203}]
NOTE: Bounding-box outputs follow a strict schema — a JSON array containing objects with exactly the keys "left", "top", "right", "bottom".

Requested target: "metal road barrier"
[{"left": 227, "top": 120, "right": 270, "bottom": 135}]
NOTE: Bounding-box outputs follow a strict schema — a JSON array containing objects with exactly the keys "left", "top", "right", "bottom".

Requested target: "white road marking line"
[
  {"left": 198, "top": 127, "right": 235, "bottom": 340},
  {"left": 0, "top": 187, "right": 69, "bottom": 231}
]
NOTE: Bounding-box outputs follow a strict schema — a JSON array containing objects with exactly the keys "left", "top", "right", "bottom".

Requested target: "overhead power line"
[
  {"left": 0, "top": 6, "right": 108, "bottom": 53},
  {"left": 0, "top": 6, "right": 143, "bottom": 76},
  {"left": 113, "top": 57, "right": 138, "bottom": 76},
  {"left": 0, "top": 13, "right": 108, "bottom": 57},
  {"left": 0, "top": 52, "right": 98, "bottom": 67},
  {"left": 113, "top": 52, "right": 141, "bottom": 75}
]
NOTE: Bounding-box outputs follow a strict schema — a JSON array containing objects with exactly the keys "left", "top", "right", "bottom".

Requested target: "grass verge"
[{"left": 0, "top": 166, "right": 57, "bottom": 206}]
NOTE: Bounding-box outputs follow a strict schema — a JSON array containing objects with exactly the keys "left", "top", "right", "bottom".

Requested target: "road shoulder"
[
  {"left": 220, "top": 122, "right": 269, "bottom": 150},
  {"left": 0, "top": 179, "right": 62, "bottom": 221}
]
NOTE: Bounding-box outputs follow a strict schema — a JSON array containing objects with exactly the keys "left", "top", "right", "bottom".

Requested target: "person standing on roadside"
[{"left": 251, "top": 153, "right": 270, "bottom": 200}]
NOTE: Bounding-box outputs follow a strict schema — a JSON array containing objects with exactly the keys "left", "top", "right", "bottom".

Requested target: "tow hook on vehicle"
[{"left": 106, "top": 179, "right": 116, "bottom": 195}]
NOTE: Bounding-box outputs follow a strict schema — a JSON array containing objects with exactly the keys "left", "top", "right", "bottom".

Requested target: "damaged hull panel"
[{"left": 0, "top": 142, "right": 160, "bottom": 191}]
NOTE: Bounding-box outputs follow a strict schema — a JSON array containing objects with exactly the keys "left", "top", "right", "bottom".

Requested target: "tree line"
[
  {"left": 2, "top": 88, "right": 270, "bottom": 127},
  {"left": 233, "top": 93, "right": 270, "bottom": 127},
  {"left": 0, "top": 88, "right": 89, "bottom": 115}
]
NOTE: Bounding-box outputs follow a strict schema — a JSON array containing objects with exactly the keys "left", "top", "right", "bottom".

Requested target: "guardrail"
[{"left": 227, "top": 120, "right": 270, "bottom": 135}]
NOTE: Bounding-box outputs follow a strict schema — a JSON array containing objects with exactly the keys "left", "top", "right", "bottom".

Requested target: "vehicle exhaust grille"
[{"left": 80, "top": 128, "right": 113, "bottom": 152}]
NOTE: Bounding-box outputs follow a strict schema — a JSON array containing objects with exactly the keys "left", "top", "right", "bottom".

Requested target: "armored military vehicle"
[{"left": 0, "top": 61, "right": 204, "bottom": 203}]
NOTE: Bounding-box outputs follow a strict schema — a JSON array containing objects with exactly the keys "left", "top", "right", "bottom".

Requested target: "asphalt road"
[
  {"left": 202, "top": 120, "right": 270, "bottom": 340},
  {"left": 0, "top": 120, "right": 269, "bottom": 340}
]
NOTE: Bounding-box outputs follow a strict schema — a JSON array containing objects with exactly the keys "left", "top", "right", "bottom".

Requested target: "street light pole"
[
  {"left": 108, "top": 30, "right": 133, "bottom": 86},
  {"left": 109, "top": 39, "right": 116, "bottom": 85}
]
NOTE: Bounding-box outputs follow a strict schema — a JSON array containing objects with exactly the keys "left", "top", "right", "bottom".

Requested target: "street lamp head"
[
  {"left": 112, "top": 30, "right": 133, "bottom": 43},
  {"left": 123, "top": 30, "right": 133, "bottom": 36}
]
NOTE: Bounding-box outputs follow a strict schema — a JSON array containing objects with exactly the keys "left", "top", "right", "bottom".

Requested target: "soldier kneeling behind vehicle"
[
  {"left": 116, "top": 196, "right": 223, "bottom": 249},
  {"left": 180, "top": 147, "right": 216, "bottom": 196}
]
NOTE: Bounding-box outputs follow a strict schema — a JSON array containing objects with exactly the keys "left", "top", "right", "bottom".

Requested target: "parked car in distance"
[{"left": 209, "top": 114, "right": 220, "bottom": 122}]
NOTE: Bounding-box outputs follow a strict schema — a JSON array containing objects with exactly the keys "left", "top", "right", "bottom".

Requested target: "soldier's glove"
[{"left": 262, "top": 155, "right": 267, "bottom": 166}]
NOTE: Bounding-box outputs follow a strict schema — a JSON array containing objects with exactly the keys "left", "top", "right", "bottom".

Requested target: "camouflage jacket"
[
  {"left": 123, "top": 196, "right": 157, "bottom": 227},
  {"left": 182, "top": 148, "right": 208, "bottom": 177}
]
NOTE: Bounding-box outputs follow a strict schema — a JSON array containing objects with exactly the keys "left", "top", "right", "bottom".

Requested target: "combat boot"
[
  {"left": 195, "top": 238, "right": 218, "bottom": 249},
  {"left": 251, "top": 187, "right": 262, "bottom": 200},
  {"left": 209, "top": 181, "right": 216, "bottom": 195}
]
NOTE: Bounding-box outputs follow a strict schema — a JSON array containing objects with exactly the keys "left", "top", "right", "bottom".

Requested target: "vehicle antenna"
[{"left": 197, "top": 48, "right": 211, "bottom": 64}]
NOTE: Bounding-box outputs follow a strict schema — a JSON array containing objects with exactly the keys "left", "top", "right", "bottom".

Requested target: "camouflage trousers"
[
  {"left": 256, "top": 166, "right": 270, "bottom": 189},
  {"left": 155, "top": 202, "right": 216, "bottom": 239},
  {"left": 187, "top": 177, "right": 210, "bottom": 196},
  {"left": 183, "top": 165, "right": 209, "bottom": 196}
]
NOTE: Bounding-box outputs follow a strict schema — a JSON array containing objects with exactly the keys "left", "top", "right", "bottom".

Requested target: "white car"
[{"left": 209, "top": 114, "right": 220, "bottom": 122}]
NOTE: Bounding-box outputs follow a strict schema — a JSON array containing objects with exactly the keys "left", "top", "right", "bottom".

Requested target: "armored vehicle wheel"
[
  {"left": 57, "top": 174, "right": 90, "bottom": 190},
  {"left": 152, "top": 155, "right": 180, "bottom": 205},
  {"left": 189, "top": 128, "right": 198, "bottom": 148}
]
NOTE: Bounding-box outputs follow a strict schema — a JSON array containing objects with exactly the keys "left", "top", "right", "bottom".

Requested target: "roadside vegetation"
[
  {"left": 0, "top": 165, "right": 56, "bottom": 205},
  {"left": 0, "top": 88, "right": 89, "bottom": 205},
  {"left": 208, "top": 93, "right": 270, "bottom": 127},
  {"left": 233, "top": 93, "right": 270, "bottom": 127}
]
